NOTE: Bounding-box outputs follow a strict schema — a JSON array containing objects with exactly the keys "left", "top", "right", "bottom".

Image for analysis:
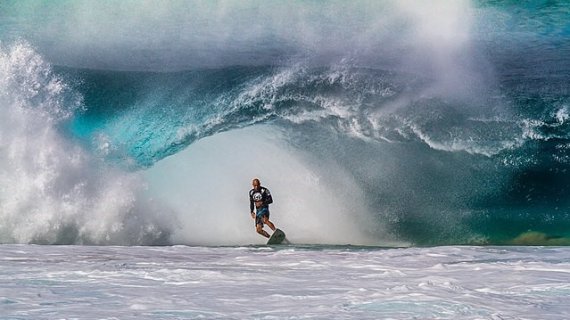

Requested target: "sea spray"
[{"left": 0, "top": 42, "right": 171, "bottom": 244}]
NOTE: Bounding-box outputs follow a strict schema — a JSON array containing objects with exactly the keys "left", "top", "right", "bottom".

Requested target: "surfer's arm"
[{"left": 249, "top": 193, "right": 255, "bottom": 213}]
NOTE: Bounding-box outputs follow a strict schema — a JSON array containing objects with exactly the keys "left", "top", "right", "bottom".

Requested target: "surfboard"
[{"left": 267, "top": 228, "right": 286, "bottom": 245}]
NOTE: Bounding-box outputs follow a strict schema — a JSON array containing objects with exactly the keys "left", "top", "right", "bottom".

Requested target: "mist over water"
[
  {"left": 0, "top": 1, "right": 569, "bottom": 245},
  {"left": 144, "top": 126, "right": 385, "bottom": 246}
]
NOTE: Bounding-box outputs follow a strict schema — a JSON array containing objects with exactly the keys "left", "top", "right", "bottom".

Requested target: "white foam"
[
  {"left": 556, "top": 106, "right": 569, "bottom": 124},
  {"left": 1, "top": 245, "right": 569, "bottom": 319},
  {"left": 0, "top": 42, "right": 169, "bottom": 244},
  {"left": 407, "top": 122, "right": 523, "bottom": 156}
]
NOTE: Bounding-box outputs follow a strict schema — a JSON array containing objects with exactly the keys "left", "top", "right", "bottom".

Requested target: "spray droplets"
[
  {"left": 0, "top": 41, "right": 82, "bottom": 122},
  {"left": 0, "top": 42, "right": 171, "bottom": 245}
]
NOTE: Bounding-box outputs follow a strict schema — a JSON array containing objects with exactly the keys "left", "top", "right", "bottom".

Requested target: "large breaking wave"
[{"left": 1, "top": 0, "right": 569, "bottom": 245}]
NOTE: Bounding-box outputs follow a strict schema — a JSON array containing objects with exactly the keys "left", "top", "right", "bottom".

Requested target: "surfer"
[{"left": 249, "top": 178, "right": 276, "bottom": 238}]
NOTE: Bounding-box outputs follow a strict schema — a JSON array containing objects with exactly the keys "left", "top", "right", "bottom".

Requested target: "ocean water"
[
  {"left": 1, "top": 244, "right": 569, "bottom": 319},
  {"left": 1, "top": 0, "right": 570, "bottom": 318},
  {"left": 0, "top": 0, "right": 569, "bottom": 246}
]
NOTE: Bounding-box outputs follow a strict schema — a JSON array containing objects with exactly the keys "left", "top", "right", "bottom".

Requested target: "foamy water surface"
[{"left": 1, "top": 245, "right": 569, "bottom": 319}]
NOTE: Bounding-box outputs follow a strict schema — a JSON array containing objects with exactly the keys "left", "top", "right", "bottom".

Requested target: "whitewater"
[
  {"left": 1, "top": 0, "right": 570, "bottom": 318},
  {"left": 2, "top": 245, "right": 569, "bottom": 319}
]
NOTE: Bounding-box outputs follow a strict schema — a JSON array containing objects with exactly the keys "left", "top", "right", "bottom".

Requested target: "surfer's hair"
[{"left": 252, "top": 178, "right": 260, "bottom": 185}]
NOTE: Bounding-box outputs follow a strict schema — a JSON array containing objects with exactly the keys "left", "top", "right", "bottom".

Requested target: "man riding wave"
[{"left": 249, "top": 178, "right": 276, "bottom": 238}]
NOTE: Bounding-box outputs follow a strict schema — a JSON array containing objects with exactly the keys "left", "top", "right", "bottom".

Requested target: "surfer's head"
[{"left": 252, "top": 178, "right": 260, "bottom": 190}]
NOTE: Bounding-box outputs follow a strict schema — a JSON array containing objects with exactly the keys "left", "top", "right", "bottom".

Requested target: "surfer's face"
[{"left": 252, "top": 179, "right": 260, "bottom": 190}]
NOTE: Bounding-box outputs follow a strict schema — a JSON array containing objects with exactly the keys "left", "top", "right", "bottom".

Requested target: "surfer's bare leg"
[
  {"left": 256, "top": 224, "right": 270, "bottom": 238},
  {"left": 262, "top": 216, "right": 276, "bottom": 231}
]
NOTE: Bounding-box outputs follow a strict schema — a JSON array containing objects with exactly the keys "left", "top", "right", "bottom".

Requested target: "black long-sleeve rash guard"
[{"left": 249, "top": 187, "right": 273, "bottom": 212}]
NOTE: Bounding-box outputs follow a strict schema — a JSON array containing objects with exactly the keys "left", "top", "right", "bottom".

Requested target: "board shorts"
[{"left": 255, "top": 207, "right": 270, "bottom": 227}]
